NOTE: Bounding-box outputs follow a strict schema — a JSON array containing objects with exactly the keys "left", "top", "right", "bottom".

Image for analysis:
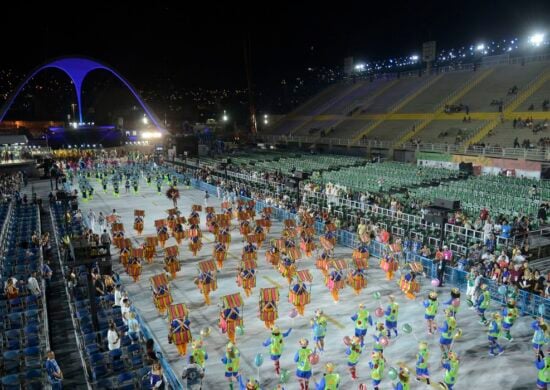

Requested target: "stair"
[
  {"left": 43, "top": 204, "right": 90, "bottom": 389},
  {"left": 395, "top": 68, "right": 495, "bottom": 146},
  {"left": 504, "top": 68, "right": 550, "bottom": 113},
  {"left": 352, "top": 76, "right": 443, "bottom": 142},
  {"left": 467, "top": 68, "right": 550, "bottom": 145}
]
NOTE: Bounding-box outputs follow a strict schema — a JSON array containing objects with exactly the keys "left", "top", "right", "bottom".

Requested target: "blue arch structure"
[{"left": 0, "top": 57, "right": 165, "bottom": 132}]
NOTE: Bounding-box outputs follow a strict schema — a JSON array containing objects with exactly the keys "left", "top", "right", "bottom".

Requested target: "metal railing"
[
  {"left": 257, "top": 133, "right": 550, "bottom": 160},
  {"left": 174, "top": 172, "right": 550, "bottom": 319}
]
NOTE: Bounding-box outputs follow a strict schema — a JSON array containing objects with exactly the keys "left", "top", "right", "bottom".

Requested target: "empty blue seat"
[{"left": 92, "top": 364, "right": 109, "bottom": 380}]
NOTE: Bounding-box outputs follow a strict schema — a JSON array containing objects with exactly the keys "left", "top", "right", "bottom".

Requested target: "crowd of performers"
[{"left": 64, "top": 158, "right": 548, "bottom": 390}]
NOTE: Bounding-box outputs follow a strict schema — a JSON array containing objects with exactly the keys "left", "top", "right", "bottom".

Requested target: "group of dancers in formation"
[{"left": 66, "top": 158, "right": 548, "bottom": 390}]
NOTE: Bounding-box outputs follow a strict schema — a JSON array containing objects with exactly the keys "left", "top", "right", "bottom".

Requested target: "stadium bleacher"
[{"left": 267, "top": 58, "right": 550, "bottom": 149}]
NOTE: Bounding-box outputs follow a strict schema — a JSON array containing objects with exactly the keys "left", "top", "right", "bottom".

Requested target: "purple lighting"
[{"left": 0, "top": 57, "right": 165, "bottom": 132}]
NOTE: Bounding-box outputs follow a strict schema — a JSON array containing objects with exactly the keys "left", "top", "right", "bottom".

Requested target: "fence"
[{"left": 174, "top": 171, "right": 550, "bottom": 320}]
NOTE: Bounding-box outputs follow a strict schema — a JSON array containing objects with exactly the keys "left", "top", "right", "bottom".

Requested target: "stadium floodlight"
[
  {"left": 142, "top": 115, "right": 149, "bottom": 125},
  {"left": 354, "top": 63, "right": 366, "bottom": 71},
  {"left": 529, "top": 33, "right": 545, "bottom": 47},
  {"left": 222, "top": 110, "right": 229, "bottom": 122},
  {"left": 475, "top": 43, "right": 485, "bottom": 51},
  {"left": 410, "top": 55, "right": 419, "bottom": 62}
]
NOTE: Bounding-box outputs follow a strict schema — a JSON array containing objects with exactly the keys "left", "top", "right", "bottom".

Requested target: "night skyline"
[{"left": 3, "top": 1, "right": 549, "bottom": 91}]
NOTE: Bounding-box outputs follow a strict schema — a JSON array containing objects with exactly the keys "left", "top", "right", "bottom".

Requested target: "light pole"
[{"left": 70, "top": 104, "right": 76, "bottom": 123}]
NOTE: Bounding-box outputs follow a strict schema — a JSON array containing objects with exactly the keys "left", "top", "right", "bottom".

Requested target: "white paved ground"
[{"left": 79, "top": 180, "right": 534, "bottom": 390}]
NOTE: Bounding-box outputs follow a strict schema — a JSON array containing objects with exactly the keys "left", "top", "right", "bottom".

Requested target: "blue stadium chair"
[
  {"left": 0, "top": 374, "right": 21, "bottom": 390},
  {"left": 23, "top": 346, "right": 41, "bottom": 368},
  {"left": 24, "top": 295, "right": 38, "bottom": 310},
  {"left": 89, "top": 353, "right": 105, "bottom": 367},
  {"left": 120, "top": 334, "right": 132, "bottom": 347},
  {"left": 25, "top": 335, "right": 40, "bottom": 348},
  {"left": 92, "top": 364, "right": 109, "bottom": 380},
  {"left": 7, "top": 312, "right": 23, "bottom": 329},
  {"left": 95, "top": 377, "right": 114, "bottom": 389},
  {"left": 116, "top": 371, "right": 134, "bottom": 388}
]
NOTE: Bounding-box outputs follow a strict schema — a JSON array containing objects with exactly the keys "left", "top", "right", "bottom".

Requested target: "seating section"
[
  {"left": 311, "top": 161, "right": 459, "bottom": 193},
  {"left": 408, "top": 175, "right": 549, "bottom": 224},
  {"left": 414, "top": 120, "right": 486, "bottom": 144},
  {"left": 50, "top": 203, "right": 155, "bottom": 390},
  {"left": 361, "top": 76, "right": 430, "bottom": 113},
  {"left": 367, "top": 120, "right": 417, "bottom": 141},
  {"left": 266, "top": 60, "right": 550, "bottom": 145},
  {"left": 331, "top": 119, "right": 374, "bottom": 139},
  {"left": 0, "top": 204, "right": 47, "bottom": 390},
  {"left": 293, "top": 119, "right": 341, "bottom": 137},
  {"left": 458, "top": 62, "right": 548, "bottom": 112},
  {"left": 515, "top": 79, "right": 550, "bottom": 111},
  {"left": 397, "top": 71, "right": 476, "bottom": 113}
]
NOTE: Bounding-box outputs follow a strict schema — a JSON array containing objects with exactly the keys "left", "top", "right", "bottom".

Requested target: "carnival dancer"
[
  {"left": 476, "top": 284, "right": 491, "bottom": 325},
  {"left": 351, "top": 303, "right": 373, "bottom": 347},
  {"left": 221, "top": 342, "right": 240, "bottom": 390},
  {"left": 327, "top": 265, "right": 344, "bottom": 303},
  {"left": 400, "top": 270, "right": 418, "bottom": 300},
  {"left": 243, "top": 242, "right": 257, "bottom": 261},
  {"left": 501, "top": 298, "right": 518, "bottom": 341},
  {"left": 279, "top": 256, "right": 296, "bottom": 285},
  {"left": 189, "top": 235, "right": 202, "bottom": 256},
  {"left": 315, "top": 250, "right": 331, "bottom": 278},
  {"left": 535, "top": 355, "right": 550, "bottom": 390},
  {"left": 532, "top": 318, "right": 549, "bottom": 358},
  {"left": 294, "top": 338, "right": 313, "bottom": 390},
  {"left": 372, "top": 323, "right": 387, "bottom": 358},
  {"left": 237, "top": 263, "right": 256, "bottom": 298},
  {"left": 488, "top": 312, "right": 504, "bottom": 357},
  {"left": 441, "top": 351, "right": 459, "bottom": 390},
  {"left": 169, "top": 317, "right": 192, "bottom": 355},
  {"left": 266, "top": 243, "right": 280, "bottom": 268},
  {"left": 133, "top": 213, "right": 144, "bottom": 235},
  {"left": 156, "top": 176, "right": 163, "bottom": 194},
  {"left": 315, "top": 362, "right": 340, "bottom": 390},
  {"left": 443, "top": 288, "right": 461, "bottom": 319},
  {"left": 381, "top": 251, "right": 397, "bottom": 281},
  {"left": 191, "top": 339, "right": 208, "bottom": 370},
  {"left": 385, "top": 295, "right": 399, "bottom": 339},
  {"left": 346, "top": 336, "right": 362, "bottom": 380},
  {"left": 348, "top": 266, "right": 367, "bottom": 296},
  {"left": 369, "top": 351, "right": 385, "bottom": 390},
  {"left": 311, "top": 309, "right": 328, "bottom": 352},
  {"left": 262, "top": 326, "right": 292, "bottom": 375},
  {"left": 237, "top": 376, "right": 260, "bottom": 390},
  {"left": 291, "top": 280, "right": 309, "bottom": 316},
  {"left": 423, "top": 291, "right": 439, "bottom": 335},
  {"left": 393, "top": 367, "right": 410, "bottom": 390},
  {"left": 415, "top": 341, "right": 430, "bottom": 384},
  {"left": 439, "top": 308, "right": 457, "bottom": 358},
  {"left": 221, "top": 305, "right": 241, "bottom": 344},
  {"left": 196, "top": 270, "right": 215, "bottom": 305},
  {"left": 214, "top": 242, "right": 228, "bottom": 269}
]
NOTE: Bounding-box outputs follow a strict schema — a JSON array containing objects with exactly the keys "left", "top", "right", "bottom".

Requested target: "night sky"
[{"left": 3, "top": 0, "right": 550, "bottom": 90}]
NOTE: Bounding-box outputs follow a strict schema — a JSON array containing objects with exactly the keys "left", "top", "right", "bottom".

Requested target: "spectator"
[
  {"left": 146, "top": 339, "right": 159, "bottom": 364},
  {"left": 27, "top": 271, "right": 41, "bottom": 296},
  {"left": 149, "top": 362, "right": 165, "bottom": 389},
  {"left": 121, "top": 298, "right": 131, "bottom": 325},
  {"left": 533, "top": 270, "right": 545, "bottom": 296},
  {"left": 107, "top": 321, "right": 121, "bottom": 350},
  {"left": 45, "top": 350, "right": 63, "bottom": 390},
  {"left": 127, "top": 312, "right": 141, "bottom": 343},
  {"left": 100, "top": 229, "right": 111, "bottom": 246},
  {"left": 113, "top": 284, "right": 122, "bottom": 307},
  {"left": 181, "top": 355, "right": 205, "bottom": 390}
]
